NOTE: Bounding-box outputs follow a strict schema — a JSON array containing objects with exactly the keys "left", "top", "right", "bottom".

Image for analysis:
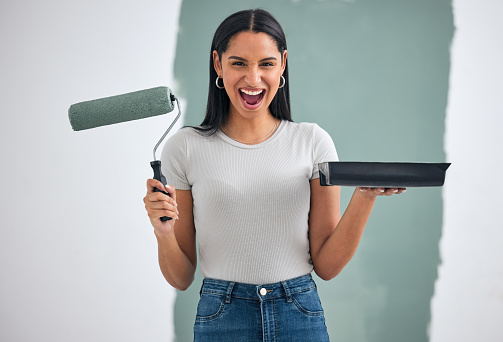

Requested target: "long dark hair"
[{"left": 197, "top": 9, "right": 292, "bottom": 135}]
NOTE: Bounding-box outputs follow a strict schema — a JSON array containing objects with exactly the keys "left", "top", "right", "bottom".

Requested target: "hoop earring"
[
  {"left": 278, "top": 75, "right": 285, "bottom": 89},
  {"left": 215, "top": 76, "right": 225, "bottom": 89}
]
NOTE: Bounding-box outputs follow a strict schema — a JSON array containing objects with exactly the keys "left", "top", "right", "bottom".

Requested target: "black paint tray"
[{"left": 318, "top": 162, "right": 450, "bottom": 187}]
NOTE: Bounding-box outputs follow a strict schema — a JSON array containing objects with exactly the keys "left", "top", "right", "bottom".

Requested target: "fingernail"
[
  {"left": 380, "top": 189, "right": 385, "bottom": 193},
  {"left": 174, "top": 201, "right": 178, "bottom": 207},
  {"left": 393, "top": 189, "right": 398, "bottom": 193},
  {"left": 402, "top": 189, "right": 407, "bottom": 193}
]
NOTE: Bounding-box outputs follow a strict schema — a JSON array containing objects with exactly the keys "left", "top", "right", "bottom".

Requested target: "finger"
[
  {"left": 163, "top": 184, "right": 177, "bottom": 202},
  {"left": 358, "top": 187, "right": 383, "bottom": 195},
  {"left": 146, "top": 199, "right": 179, "bottom": 220},
  {"left": 146, "top": 178, "right": 167, "bottom": 194},
  {"left": 373, "top": 188, "right": 386, "bottom": 195},
  {"left": 150, "top": 207, "right": 179, "bottom": 222},
  {"left": 148, "top": 199, "right": 177, "bottom": 210},
  {"left": 381, "top": 188, "right": 396, "bottom": 196},
  {"left": 382, "top": 188, "right": 407, "bottom": 196},
  {"left": 386, "top": 188, "right": 407, "bottom": 195},
  {"left": 359, "top": 187, "right": 378, "bottom": 192},
  {"left": 145, "top": 191, "right": 178, "bottom": 208}
]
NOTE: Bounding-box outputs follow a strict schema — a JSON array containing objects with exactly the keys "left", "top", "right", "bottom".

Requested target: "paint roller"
[{"left": 68, "top": 86, "right": 181, "bottom": 221}]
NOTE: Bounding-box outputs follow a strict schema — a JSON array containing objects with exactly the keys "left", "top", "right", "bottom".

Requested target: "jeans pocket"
[
  {"left": 292, "top": 288, "right": 325, "bottom": 316},
  {"left": 195, "top": 293, "right": 226, "bottom": 322}
]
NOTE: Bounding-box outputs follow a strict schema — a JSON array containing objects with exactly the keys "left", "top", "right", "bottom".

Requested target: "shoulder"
[
  {"left": 281, "top": 121, "right": 333, "bottom": 142},
  {"left": 162, "top": 126, "right": 222, "bottom": 161},
  {"left": 169, "top": 126, "right": 202, "bottom": 140},
  {"left": 284, "top": 121, "right": 338, "bottom": 160},
  {"left": 164, "top": 126, "right": 208, "bottom": 147},
  {"left": 161, "top": 127, "right": 200, "bottom": 159}
]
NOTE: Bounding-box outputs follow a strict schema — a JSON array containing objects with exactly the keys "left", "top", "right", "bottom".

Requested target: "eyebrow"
[{"left": 228, "top": 56, "right": 277, "bottom": 62}]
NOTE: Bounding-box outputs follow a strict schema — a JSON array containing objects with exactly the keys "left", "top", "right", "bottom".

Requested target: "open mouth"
[{"left": 239, "top": 88, "right": 265, "bottom": 109}]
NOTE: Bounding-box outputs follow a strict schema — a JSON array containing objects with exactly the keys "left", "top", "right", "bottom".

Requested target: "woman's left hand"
[{"left": 357, "top": 187, "right": 407, "bottom": 197}]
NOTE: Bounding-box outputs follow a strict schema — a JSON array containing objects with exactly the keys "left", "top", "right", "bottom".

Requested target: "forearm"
[
  {"left": 314, "top": 189, "right": 376, "bottom": 280},
  {"left": 155, "top": 230, "right": 196, "bottom": 291}
]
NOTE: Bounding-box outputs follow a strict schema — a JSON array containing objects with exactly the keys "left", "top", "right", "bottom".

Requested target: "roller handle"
[{"left": 150, "top": 160, "right": 172, "bottom": 221}]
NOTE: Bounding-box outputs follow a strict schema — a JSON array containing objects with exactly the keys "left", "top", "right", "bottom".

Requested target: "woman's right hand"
[{"left": 143, "top": 179, "right": 179, "bottom": 235}]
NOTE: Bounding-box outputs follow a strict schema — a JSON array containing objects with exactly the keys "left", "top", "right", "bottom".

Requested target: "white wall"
[
  {"left": 430, "top": 1, "right": 503, "bottom": 341},
  {"left": 0, "top": 1, "right": 182, "bottom": 341},
  {"left": 2, "top": 1, "right": 502, "bottom": 341}
]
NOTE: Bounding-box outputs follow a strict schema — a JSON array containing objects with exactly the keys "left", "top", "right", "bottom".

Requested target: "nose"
[{"left": 244, "top": 66, "right": 261, "bottom": 86}]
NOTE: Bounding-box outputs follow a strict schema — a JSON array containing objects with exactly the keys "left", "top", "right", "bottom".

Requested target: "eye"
[
  {"left": 231, "top": 61, "right": 245, "bottom": 66},
  {"left": 260, "top": 62, "right": 274, "bottom": 67}
]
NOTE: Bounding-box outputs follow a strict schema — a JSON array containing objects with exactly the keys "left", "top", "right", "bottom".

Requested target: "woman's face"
[{"left": 213, "top": 31, "right": 287, "bottom": 121}]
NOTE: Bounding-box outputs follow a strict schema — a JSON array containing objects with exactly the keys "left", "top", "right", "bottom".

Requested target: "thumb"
[{"left": 164, "top": 184, "right": 177, "bottom": 202}]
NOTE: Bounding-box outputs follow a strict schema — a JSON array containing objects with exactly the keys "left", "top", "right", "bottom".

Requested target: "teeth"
[{"left": 241, "top": 89, "right": 263, "bottom": 96}]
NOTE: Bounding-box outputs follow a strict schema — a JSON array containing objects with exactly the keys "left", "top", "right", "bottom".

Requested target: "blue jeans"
[{"left": 193, "top": 274, "right": 330, "bottom": 342}]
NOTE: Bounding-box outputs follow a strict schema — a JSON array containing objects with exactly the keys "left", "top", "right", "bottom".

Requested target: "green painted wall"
[{"left": 173, "top": 1, "right": 453, "bottom": 341}]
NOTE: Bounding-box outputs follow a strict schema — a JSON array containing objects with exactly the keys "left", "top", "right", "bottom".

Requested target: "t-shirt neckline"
[{"left": 216, "top": 120, "right": 286, "bottom": 149}]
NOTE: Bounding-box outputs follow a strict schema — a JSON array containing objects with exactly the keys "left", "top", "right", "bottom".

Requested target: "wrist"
[{"left": 154, "top": 227, "right": 175, "bottom": 240}]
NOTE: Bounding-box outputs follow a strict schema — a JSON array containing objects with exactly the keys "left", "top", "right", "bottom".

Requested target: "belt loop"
[
  {"left": 281, "top": 281, "right": 293, "bottom": 303},
  {"left": 225, "top": 282, "right": 235, "bottom": 303}
]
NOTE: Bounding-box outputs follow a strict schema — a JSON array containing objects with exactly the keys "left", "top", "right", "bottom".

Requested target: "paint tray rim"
[{"left": 318, "top": 161, "right": 451, "bottom": 187}]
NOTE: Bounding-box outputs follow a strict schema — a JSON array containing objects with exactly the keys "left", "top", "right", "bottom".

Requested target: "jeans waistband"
[{"left": 200, "top": 274, "right": 316, "bottom": 302}]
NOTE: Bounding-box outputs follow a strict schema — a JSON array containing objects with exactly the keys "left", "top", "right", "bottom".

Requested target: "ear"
[
  {"left": 281, "top": 50, "right": 287, "bottom": 73},
  {"left": 213, "top": 50, "right": 222, "bottom": 76}
]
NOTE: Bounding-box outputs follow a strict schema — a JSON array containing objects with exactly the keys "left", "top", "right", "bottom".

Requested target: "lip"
[{"left": 238, "top": 88, "right": 266, "bottom": 110}]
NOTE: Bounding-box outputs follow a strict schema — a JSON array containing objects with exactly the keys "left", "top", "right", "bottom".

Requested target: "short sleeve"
[
  {"left": 311, "top": 124, "right": 339, "bottom": 180},
  {"left": 160, "top": 128, "right": 191, "bottom": 190}
]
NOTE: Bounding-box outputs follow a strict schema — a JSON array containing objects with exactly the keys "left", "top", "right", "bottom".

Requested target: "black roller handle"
[{"left": 150, "top": 160, "right": 172, "bottom": 221}]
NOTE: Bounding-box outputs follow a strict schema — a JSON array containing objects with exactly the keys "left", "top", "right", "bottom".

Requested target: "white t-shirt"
[{"left": 161, "top": 120, "right": 338, "bottom": 284}]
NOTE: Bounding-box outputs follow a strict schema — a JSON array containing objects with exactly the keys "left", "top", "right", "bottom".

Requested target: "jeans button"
[{"left": 260, "top": 288, "right": 267, "bottom": 296}]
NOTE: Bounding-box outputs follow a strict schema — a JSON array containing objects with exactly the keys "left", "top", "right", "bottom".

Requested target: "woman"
[{"left": 144, "top": 9, "right": 404, "bottom": 341}]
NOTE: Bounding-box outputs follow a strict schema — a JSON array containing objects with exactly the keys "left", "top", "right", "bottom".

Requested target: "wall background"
[
  {"left": 0, "top": 1, "right": 183, "bottom": 341},
  {"left": 0, "top": 1, "right": 501, "bottom": 342},
  {"left": 430, "top": 1, "right": 503, "bottom": 341},
  {"left": 174, "top": 1, "right": 451, "bottom": 341}
]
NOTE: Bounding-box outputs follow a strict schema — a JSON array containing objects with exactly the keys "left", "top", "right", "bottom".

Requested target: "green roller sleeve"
[
  {"left": 69, "top": 85, "right": 182, "bottom": 223},
  {"left": 68, "top": 86, "right": 175, "bottom": 131}
]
